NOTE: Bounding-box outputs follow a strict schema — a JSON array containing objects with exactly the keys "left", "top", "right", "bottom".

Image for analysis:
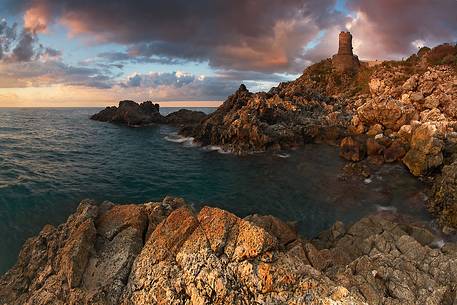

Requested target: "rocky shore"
[
  {"left": 184, "top": 43, "right": 457, "bottom": 231},
  {"left": 90, "top": 100, "right": 206, "bottom": 127},
  {"left": 2, "top": 197, "right": 457, "bottom": 305}
]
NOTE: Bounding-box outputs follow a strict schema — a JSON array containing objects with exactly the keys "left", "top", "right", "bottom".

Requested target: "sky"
[{"left": 0, "top": 0, "right": 456, "bottom": 107}]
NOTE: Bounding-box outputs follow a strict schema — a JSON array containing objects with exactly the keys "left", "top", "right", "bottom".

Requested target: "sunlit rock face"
[{"left": 2, "top": 197, "right": 457, "bottom": 305}]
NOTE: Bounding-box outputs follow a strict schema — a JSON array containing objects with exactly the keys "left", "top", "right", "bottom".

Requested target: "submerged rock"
[
  {"left": 339, "top": 136, "right": 366, "bottom": 161},
  {"left": 1, "top": 197, "right": 457, "bottom": 305}
]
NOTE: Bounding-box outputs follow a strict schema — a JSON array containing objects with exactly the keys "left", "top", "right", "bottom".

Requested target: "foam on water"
[
  {"left": 276, "top": 153, "right": 291, "bottom": 158},
  {"left": 375, "top": 205, "right": 398, "bottom": 213}
]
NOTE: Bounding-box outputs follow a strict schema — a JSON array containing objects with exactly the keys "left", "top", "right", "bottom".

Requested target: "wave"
[
  {"left": 275, "top": 153, "right": 290, "bottom": 158},
  {"left": 375, "top": 205, "right": 398, "bottom": 213},
  {"left": 431, "top": 239, "right": 445, "bottom": 249},
  {"left": 202, "top": 145, "right": 231, "bottom": 154},
  {"left": 164, "top": 134, "right": 197, "bottom": 147}
]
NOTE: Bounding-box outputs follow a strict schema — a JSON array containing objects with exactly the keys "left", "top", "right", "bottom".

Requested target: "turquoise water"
[{"left": 0, "top": 108, "right": 430, "bottom": 274}]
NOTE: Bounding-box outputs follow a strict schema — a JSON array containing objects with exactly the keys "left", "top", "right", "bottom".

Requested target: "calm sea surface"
[{"left": 0, "top": 107, "right": 430, "bottom": 274}]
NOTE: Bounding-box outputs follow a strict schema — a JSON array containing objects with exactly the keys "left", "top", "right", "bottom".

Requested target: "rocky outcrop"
[
  {"left": 2, "top": 197, "right": 457, "bottom": 305},
  {"left": 91, "top": 101, "right": 207, "bottom": 127},
  {"left": 91, "top": 100, "right": 166, "bottom": 126},
  {"left": 165, "top": 109, "right": 206, "bottom": 125},
  {"left": 191, "top": 84, "right": 348, "bottom": 154}
]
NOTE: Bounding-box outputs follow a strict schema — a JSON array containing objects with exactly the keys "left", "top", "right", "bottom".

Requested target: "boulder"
[
  {"left": 357, "top": 97, "right": 418, "bottom": 131},
  {"left": 402, "top": 122, "right": 444, "bottom": 176},
  {"left": 340, "top": 136, "right": 365, "bottom": 161},
  {"left": 366, "top": 138, "right": 385, "bottom": 156}
]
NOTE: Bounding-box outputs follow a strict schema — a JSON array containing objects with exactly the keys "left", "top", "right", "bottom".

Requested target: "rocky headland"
[
  {"left": 2, "top": 197, "right": 457, "bottom": 305},
  {"left": 184, "top": 36, "right": 457, "bottom": 232},
  {"left": 91, "top": 100, "right": 206, "bottom": 127}
]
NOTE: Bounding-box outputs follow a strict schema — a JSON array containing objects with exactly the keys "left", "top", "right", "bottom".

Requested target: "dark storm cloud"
[
  {"left": 3, "top": 0, "right": 457, "bottom": 68},
  {"left": 4, "top": 0, "right": 347, "bottom": 72}
]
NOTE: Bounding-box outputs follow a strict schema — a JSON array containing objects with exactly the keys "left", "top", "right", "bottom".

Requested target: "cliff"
[{"left": 1, "top": 197, "right": 457, "bottom": 305}]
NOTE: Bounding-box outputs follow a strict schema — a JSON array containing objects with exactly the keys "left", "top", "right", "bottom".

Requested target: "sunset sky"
[{"left": 0, "top": 0, "right": 456, "bottom": 107}]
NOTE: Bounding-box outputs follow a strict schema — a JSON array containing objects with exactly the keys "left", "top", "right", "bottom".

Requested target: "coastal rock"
[
  {"left": 429, "top": 160, "right": 457, "bottom": 229},
  {"left": 2, "top": 198, "right": 457, "bottom": 305},
  {"left": 383, "top": 139, "right": 408, "bottom": 162},
  {"left": 190, "top": 84, "right": 346, "bottom": 153},
  {"left": 340, "top": 136, "right": 365, "bottom": 161},
  {"left": 91, "top": 100, "right": 166, "bottom": 126},
  {"left": 165, "top": 109, "right": 207, "bottom": 125},
  {"left": 357, "top": 97, "right": 417, "bottom": 131},
  {"left": 91, "top": 101, "right": 207, "bottom": 127},
  {"left": 402, "top": 122, "right": 444, "bottom": 176}
]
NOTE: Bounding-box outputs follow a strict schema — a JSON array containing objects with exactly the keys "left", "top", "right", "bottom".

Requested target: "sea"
[{"left": 0, "top": 107, "right": 431, "bottom": 274}]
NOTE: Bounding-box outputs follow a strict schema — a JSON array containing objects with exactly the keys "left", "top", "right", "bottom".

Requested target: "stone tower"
[
  {"left": 332, "top": 31, "right": 360, "bottom": 72},
  {"left": 338, "top": 31, "right": 353, "bottom": 55}
]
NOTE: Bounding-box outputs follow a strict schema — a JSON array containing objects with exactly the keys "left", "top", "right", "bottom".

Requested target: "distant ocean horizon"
[
  {"left": 0, "top": 101, "right": 224, "bottom": 108},
  {"left": 0, "top": 107, "right": 429, "bottom": 274}
]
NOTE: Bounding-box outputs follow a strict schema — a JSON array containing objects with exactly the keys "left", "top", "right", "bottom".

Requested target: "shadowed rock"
[
  {"left": 91, "top": 101, "right": 207, "bottom": 127},
  {"left": 91, "top": 100, "right": 166, "bottom": 126}
]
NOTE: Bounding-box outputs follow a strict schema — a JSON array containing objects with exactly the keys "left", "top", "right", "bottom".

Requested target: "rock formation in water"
[
  {"left": 1, "top": 197, "right": 457, "bottom": 305},
  {"left": 91, "top": 101, "right": 206, "bottom": 127},
  {"left": 187, "top": 34, "right": 457, "bottom": 230}
]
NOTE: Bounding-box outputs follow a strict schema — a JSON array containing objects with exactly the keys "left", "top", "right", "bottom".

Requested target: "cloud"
[
  {"left": 0, "top": 19, "right": 52, "bottom": 63},
  {"left": 0, "top": 60, "right": 116, "bottom": 89},
  {"left": 4, "top": 0, "right": 348, "bottom": 72},
  {"left": 117, "top": 70, "right": 283, "bottom": 101},
  {"left": 346, "top": 0, "right": 457, "bottom": 59}
]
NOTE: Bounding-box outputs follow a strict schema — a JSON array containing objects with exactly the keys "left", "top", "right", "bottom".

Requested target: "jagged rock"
[
  {"left": 3, "top": 198, "right": 457, "bottom": 305},
  {"left": 403, "top": 122, "right": 444, "bottom": 176},
  {"left": 91, "top": 100, "right": 166, "bottom": 126},
  {"left": 91, "top": 101, "right": 207, "bottom": 127},
  {"left": 191, "top": 84, "right": 345, "bottom": 153}
]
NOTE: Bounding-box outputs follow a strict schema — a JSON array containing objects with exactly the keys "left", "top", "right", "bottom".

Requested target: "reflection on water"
[{"left": 0, "top": 107, "right": 430, "bottom": 274}]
